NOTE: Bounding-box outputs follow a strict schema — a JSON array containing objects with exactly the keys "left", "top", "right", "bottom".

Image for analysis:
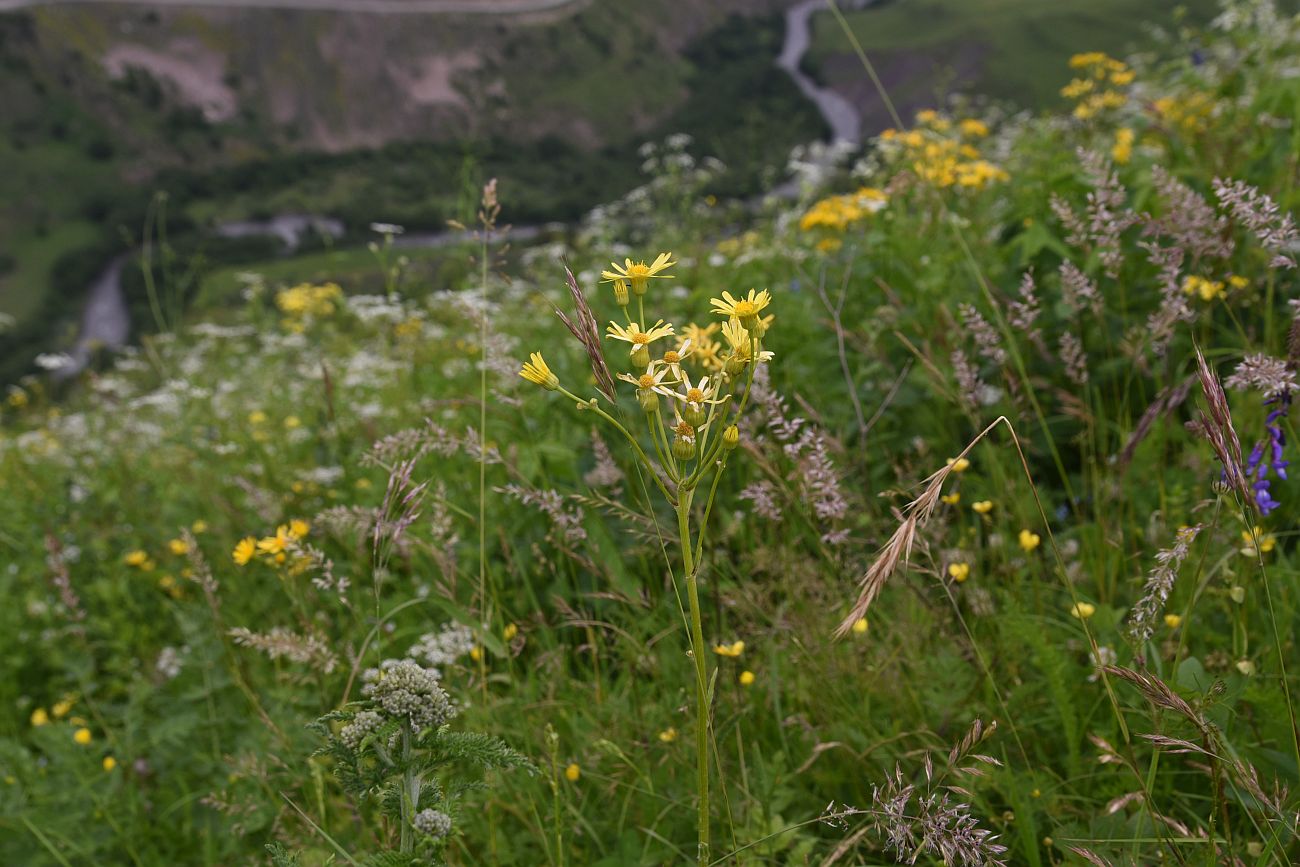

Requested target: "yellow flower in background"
[
  {"left": 601, "top": 252, "right": 675, "bottom": 296},
  {"left": 941, "top": 492, "right": 961, "bottom": 505},
  {"left": 713, "top": 640, "right": 745, "bottom": 658},
  {"left": 276, "top": 282, "right": 342, "bottom": 318},
  {"left": 1070, "top": 602, "right": 1096, "bottom": 620},
  {"left": 738, "top": 670, "right": 756, "bottom": 687},
  {"left": 51, "top": 695, "right": 74, "bottom": 719},
  {"left": 30, "top": 708, "right": 49, "bottom": 727},
  {"left": 946, "top": 457, "right": 971, "bottom": 473},
  {"left": 103, "top": 756, "right": 117, "bottom": 772},
  {"left": 972, "top": 500, "right": 994, "bottom": 515},
  {"left": 959, "top": 118, "right": 989, "bottom": 137},
  {"left": 519, "top": 352, "right": 560, "bottom": 390},
  {"left": 232, "top": 537, "right": 257, "bottom": 566},
  {"left": 191, "top": 520, "right": 209, "bottom": 534},
  {"left": 948, "top": 562, "right": 971, "bottom": 583},
  {"left": 73, "top": 728, "right": 92, "bottom": 745},
  {"left": 1164, "top": 613, "right": 1183, "bottom": 628},
  {"left": 564, "top": 763, "right": 581, "bottom": 782},
  {"left": 1019, "top": 529, "right": 1041, "bottom": 552},
  {"left": 1181, "top": 275, "right": 1225, "bottom": 302},
  {"left": 247, "top": 410, "right": 268, "bottom": 425},
  {"left": 289, "top": 519, "right": 310, "bottom": 539},
  {"left": 124, "top": 550, "right": 149, "bottom": 568},
  {"left": 257, "top": 526, "right": 293, "bottom": 556},
  {"left": 1112, "top": 127, "right": 1135, "bottom": 164},
  {"left": 283, "top": 415, "right": 301, "bottom": 430},
  {"left": 503, "top": 623, "right": 519, "bottom": 641},
  {"left": 1228, "top": 275, "right": 1248, "bottom": 290},
  {"left": 470, "top": 646, "right": 483, "bottom": 662},
  {"left": 1240, "top": 527, "right": 1276, "bottom": 557},
  {"left": 851, "top": 617, "right": 869, "bottom": 635},
  {"left": 658, "top": 727, "right": 678, "bottom": 743},
  {"left": 168, "top": 538, "right": 190, "bottom": 556}
]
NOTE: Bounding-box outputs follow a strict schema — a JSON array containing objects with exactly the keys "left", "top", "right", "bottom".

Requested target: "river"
[{"left": 56, "top": 0, "right": 864, "bottom": 375}]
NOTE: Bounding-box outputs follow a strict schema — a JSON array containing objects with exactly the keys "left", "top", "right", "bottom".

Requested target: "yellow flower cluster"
[
  {"left": 1112, "top": 127, "right": 1135, "bottom": 165},
  {"left": 799, "top": 187, "right": 888, "bottom": 234},
  {"left": 232, "top": 519, "right": 311, "bottom": 566},
  {"left": 1182, "top": 275, "right": 1225, "bottom": 302},
  {"left": 1153, "top": 92, "right": 1215, "bottom": 135},
  {"left": 276, "top": 282, "right": 343, "bottom": 323},
  {"left": 1062, "top": 52, "right": 1134, "bottom": 120},
  {"left": 877, "top": 111, "right": 1009, "bottom": 190}
]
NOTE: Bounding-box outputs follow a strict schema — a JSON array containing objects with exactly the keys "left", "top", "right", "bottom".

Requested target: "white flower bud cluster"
[
  {"left": 361, "top": 658, "right": 456, "bottom": 731},
  {"left": 413, "top": 808, "right": 452, "bottom": 838},
  {"left": 340, "top": 710, "right": 385, "bottom": 749},
  {"left": 407, "top": 623, "right": 474, "bottom": 670}
]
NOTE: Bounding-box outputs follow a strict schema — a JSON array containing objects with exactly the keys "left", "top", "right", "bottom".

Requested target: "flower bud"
[
  {"left": 637, "top": 389, "right": 660, "bottom": 414},
  {"left": 722, "top": 425, "right": 740, "bottom": 450},
  {"left": 631, "top": 346, "right": 651, "bottom": 369},
  {"left": 672, "top": 435, "right": 696, "bottom": 461},
  {"left": 725, "top": 354, "right": 747, "bottom": 377},
  {"left": 612, "top": 279, "right": 630, "bottom": 307},
  {"left": 683, "top": 404, "right": 707, "bottom": 428}
]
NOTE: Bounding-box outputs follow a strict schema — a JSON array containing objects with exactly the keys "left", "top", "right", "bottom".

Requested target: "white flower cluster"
[
  {"left": 407, "top": 623, "right": 475, "bottom": 670},
  {"left": 413, "top": 808, "right": 452, "bottom": 837},
  {"left": 361, "top": 658, "right": 455, "bottom": 731}
]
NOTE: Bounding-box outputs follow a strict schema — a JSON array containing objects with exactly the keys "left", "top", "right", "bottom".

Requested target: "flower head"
[
  {"left": 946, "top": 457, "right": 971, "bottom": 473},
  {"left": 73, "top": 727, "right": 92, "bottom": 745},
  {"left": 948, "top": 562, "right": 971, "bottom": 582},
  {"left": 713, "top": 640, "right": 745, "bottom": 658},
  {"left": 1070, "top": 602, "right": 1096, "bottom": 620},
  {"left": 601, "top": 252, "right": 675, "bottom": 295},
  {"left": 711, "top": 289, "right": 771, "bottom": 326},
  {"left": 606, "top": 320, "right": 676, "bottom": 356},
  {"left": 232, "top": 537, "right": 257, "bottom": 566},
  {"left": 739, "top": 670, "right": 756, "bottom": 686},
  {"left": 519, "top": 352, "right": 560, "bottom": 391},
  {"left": 1018, "top": 529, "right": 1041, "bottom": 552},
  {"left": 658, "top": 727, "right": 678, "bottom": 743},
  {"left": 851, "top": 617, "right": 868, "bottom": 635},
  {"left": 972, "top": 500, "right": 994, "bottom": 515},
  {"left": 565, "top": 763, "right": 581, "bottom": 782}
]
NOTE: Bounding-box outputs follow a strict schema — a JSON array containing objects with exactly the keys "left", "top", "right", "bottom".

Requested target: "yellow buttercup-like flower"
[
  {"left": 232, "top": 537, "right": 257, "bottom": 566},
  {"left": 124, "top": 550, "right": 149, "bottom": 568},
  {"left": 30, "top": 708, "right": 49, "bottom": 727},
  {"left": 168, "top": 538, "right": 190, "bottom": 556},
  {"left": 606, "top": 321, "right": 676, "bottom": 355},
  {"left": 713, "top": 640, "right": 745, "bottom": 658},
  {"left": 972, "top": 500, "right": 994, "bottom": 515},
  {"left": 519, "top": 352, "right": 560, "bottom": 391},
  {"left": 601, "top": 252, "right": 675, "bottom": 296},
  {"left": 289, "top": 519, "right": 310, "bottom": 539},
  {"left": 1070, "top": 602, "right": 1096, "bottom": 620},
  {"left": 738, "top": 670, "right": 756, "bottom": 687},
  {"left": 257, "top": 526, "right": 294, "bottom": 557},
  {"left": 73, "top": 728, "right": 92, "bottom": 745},
  {"left": 948, "top": 562, "right": 971, "bottom": 583},
  {"left": 941, "top": 492, "right": 961, "bottom": 505},
  {"left": 710, "top": 289, "right": 771, "bottom": 324},
  {"left": 946, "top": 457, "right": 971, "bottom": 473},
  {"left": 564, "top": 763, "right": 581, "bottom": 782},
  {"left": 1240, "top": 527, "right": 1276, "bottom": 557},
  {"left": 1018, "top": 529, "right": 1041, "bottom": 552},
  {"left": 658, "top": 727, "right": 678, "bottom": 743},
  {"left": 851, "top": 617, "right": 868, "bottom": 635},
  {"left": 1164, "top": 613, "right": 1182, "bottom": 629}
]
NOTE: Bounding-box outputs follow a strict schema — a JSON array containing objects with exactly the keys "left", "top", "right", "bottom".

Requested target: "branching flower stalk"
[{"left": 520, "top": 257, "right": 774, "bottom": 865}]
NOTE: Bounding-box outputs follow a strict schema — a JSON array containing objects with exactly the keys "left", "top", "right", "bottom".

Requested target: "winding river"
[{"left": 56, "top": 0, "right": 864, "bottom": 374}]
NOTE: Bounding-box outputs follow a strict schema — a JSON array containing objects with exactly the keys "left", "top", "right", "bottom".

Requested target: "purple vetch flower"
[{"left": 1244, "top": 391, "right": 1290, "bottom": 515}]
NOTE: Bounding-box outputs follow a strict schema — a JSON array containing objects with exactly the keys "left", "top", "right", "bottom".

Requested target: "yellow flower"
[
  {"left": 948, "top": 562, "right": 971, "bottom": 583},
  {"left": 601, "top": 252, "right": 675, "bottom": 296},
  {"left": 258, "top": 526, "right": 294, "bottom": 556},
  {"left": 73, "top": 728, "right": 92, "bottom": 745},
  {"left": 1018, "top": 529, "right": 1041, "bottom": 552},
  {"left": 51, "top": 696, "right": 75, "bottom": 719},
  {"left": 191, "top": 520, "right": 209, "bottom": 534},
  {"left": 972, "top": 500, "right": 994, "bottom": 515},
  {"left": 503, "top": 623, "right": 519, "bottom": 641},
  {"left": 1112, "top": 127, "right": 1135, "bottom": 165},
  {"left": 30, "top": 708, "right": 49, "bottom": 727},
  {"left": 1236, "top": 659, "right": 1255, "bottom": 676},
  {"left": 124, "top": 550, "right": 149, "bottom": 568},
  {"left": 658, "top": 727, "right": 678, "bottom": 743},
  {"left": 738, "top": 670, "right": 756, "bottom": 687},
  {"left": 946, "top": 457, "right": 970, "bottom": 473},
  {"left": 959, "top": 118, "right": 989, "bottom": 137},
  {"left": 1181, "top": 275, "right": 1225, "bottom": 302},
  {"left": 606, "top": 321, "right": 675, "bottom": 357},
  {"left": 564, "top": 763, "right": 581, "bottom": 782},
  {"left": 1164, "top": 613, "right": 1182, "bottom": 629},
  {"left": 103, "top": 756, "right": 117, "bottom": 772},
  {"left": 713, "top": 640, "right": 745, "bottom": 658},
  {"left": 289, "top": 519, "right": 310, "bottom": 540},
  {"left": 168, "top": 538, "right": 190, "bottom": 556},
  {"left": 851, "top": 617, "right": 868, "bottom": 635},
  {"left": 1070, "top": 602, "right": 1096, "bottom": 620},
  {"left": 232, "top": 537, "right": 257, "bottom": 566},
  {"left": 709, "top": 289, "right": 772, "bottom": 322},
  {"left": 1228, "top": 274, "right": 1248, "bottom": 290},
  {"left": 1240, "top": 527, "right": 1276, "bottom": 557},
  {"left": 248, "top": 410, "right": 268, "bottom": 425},
  {"left": 519, "top": 352, "right": 560, "bottom": 391},
  {"left": 941, "top": 492, "right": 961, "bottom": 505},
  {"left": 721, "top": 318, "right": 774, "bottom": 364},
  {"left": 284, "top": 415, "right": 301, "bottom": 430},
  {"left": 470, "top": 646, "right": 483, "bottom": 662}
]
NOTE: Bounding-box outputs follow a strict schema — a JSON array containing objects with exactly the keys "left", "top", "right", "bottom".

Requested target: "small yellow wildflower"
[
  {"left": 1112, "top": 127, "right": 1135, "bottom": 165},
  {"left": 1240, "top": 527, "right": 1276, "bottom": 557},
  {"left": 1018, "top": 529, "right": 1041, "bottom": 552},
  {"left": 103, "top": 756, "right": 117, "bottom": 772},
  {"left": 946, "top": 457, "right": 971, "bottom": 473},
  {"left": 1070, "top": 602, "right": 1096, "bottom": 620},
  {"left": 658, "top": 727, "right": 678, "bottom": 743},
  {"left": 941, "top": 492, "right": 961, "bottom": 505},
  {"left": 470, "top": 646, "right": 483, "bottom": 662},
  {"left": 288, "top": 519, "right": 310, "bottom": 539},
  {"left": 1181, "top": 275, "right": 1225, "bottom": 302},
  {"left": 959, "top": 118, "right": 989, "bottom": 137},
  {"left": 503, "top": 623, "right": 519, "bottom": 641},
  {"left": 564, "top": 763, "right": 581, "bottom": 782},
  {"left": 948, "top": 562, "right": 971, "bottom": 583},
  {"left": 191, "top": 520, "right": 209, "bottom": 534},
  {"left": 519, "top": 352, "right": 560, "bottom": 390},
  {"left": 232, "top": 537, "right": 257, "bottom": 566},
  {"left": 248, "top": 410, "right": 268, "bottom": 425},
  {"left": 972, "top": 500, "right": 994, "bottom": 515},
  {"left": 709, "top": 289, "right": 772, "bottom": 324},
  {"left": 1164, "top": 613, "right": 1182, "bottom": 629},
  {"left": 30, "top": 708, "right": 49, "bottom": 727},
  {"left": 257, "top": 526, "right": 294, "bottom": 556},
  {"left": 168, "top": 538, "right": 190, "bottom": 556},
  {"left": 713, "top": 640, "right": 745, "bottom": 658},
  {"left": 601, "top": 252, "right": 675, "bottom": 296},
  {"left": 738, "top": 670, "right": 756, "bottom": 687},
  {"left": 355, "top": 478, "right": 372, "bottom": 490},
  {"left": 1228, "top": 275, "right": 1248, "bottom": 290},
  {"left": 606, "top": 321, "right": 676, "bottom": 357},
  {"left": 73, "top": 728, "right": 92, "bottom": 745},
  {"left": 51, "top": 696, "right": 74, "bottom": 719},
  {"left": 283, "top": 415, "right": 301, "bottom": 430},
  {"left": 124, "top": 550, "right": 149, "bottom": 568},
  {"left": 851, "top": 617, "right": 868, "bottom": 635}
]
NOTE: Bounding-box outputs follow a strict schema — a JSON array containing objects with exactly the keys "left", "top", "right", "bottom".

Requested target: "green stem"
[{"left": 677, "top": 487, "right": 710, "bottom": 866}]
